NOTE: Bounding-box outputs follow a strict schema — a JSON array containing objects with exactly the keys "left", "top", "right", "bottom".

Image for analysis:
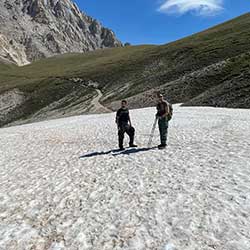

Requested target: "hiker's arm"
[
  {"left": 128, "top": 113, "right": 132, "bottom": 126},
  {"left": 156, "top": 105, "right": 160, "bottom": 118},
  {"left": 115, "top": 111, "right": 120, "bottom": 124},
  {"left": 129, "top": 118, "right": 132, "bottom": 126}
]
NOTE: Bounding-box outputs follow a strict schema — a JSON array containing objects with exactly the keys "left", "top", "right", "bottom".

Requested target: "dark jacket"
[
  {"left": 157, "top": 100, "right": 169, "bottom": 117},
  {"left": 116, "top": 108, "right": 130, "bottom": 127}
]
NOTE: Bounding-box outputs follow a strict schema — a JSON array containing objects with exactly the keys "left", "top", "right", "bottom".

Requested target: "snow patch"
[{"left": 0, "top": 106, "right": 250, "bottom": 249}]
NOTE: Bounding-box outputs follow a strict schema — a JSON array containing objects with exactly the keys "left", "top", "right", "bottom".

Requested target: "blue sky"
[{"left": 74, "top": 0, "right": 249, "bottom": 45}]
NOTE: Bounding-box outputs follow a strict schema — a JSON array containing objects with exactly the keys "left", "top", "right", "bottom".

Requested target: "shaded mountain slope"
[{"left": 0, "top": 0, "right": 122, "bottom": 65}]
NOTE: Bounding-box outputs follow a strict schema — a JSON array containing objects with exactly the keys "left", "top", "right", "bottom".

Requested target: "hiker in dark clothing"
[
  {"left": 116, "top": 100, "right": 137, "bottom": 150},
  {"left": 156, "top": 94, "right": 170, "bottom": 149}
]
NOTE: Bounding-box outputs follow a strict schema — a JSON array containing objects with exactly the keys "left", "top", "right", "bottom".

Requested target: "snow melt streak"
[{"left": 0, "top": 106, "right": 250, "bottom": 250}]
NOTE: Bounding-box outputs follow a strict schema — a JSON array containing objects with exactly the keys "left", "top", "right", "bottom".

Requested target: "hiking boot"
[
  {"left": 129, "top": 144, "right": 138, "bottom": 148},
  {"left": 158, "top": 144, "right": 167, "bottom": 149},
  {"left": 119, "top": 147, "right": 125, "bottom": 151}
]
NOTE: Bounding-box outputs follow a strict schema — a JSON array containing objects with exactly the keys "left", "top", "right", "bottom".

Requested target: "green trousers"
[{"left": 158, "top": 117, "right": 169, "bottom": 145}]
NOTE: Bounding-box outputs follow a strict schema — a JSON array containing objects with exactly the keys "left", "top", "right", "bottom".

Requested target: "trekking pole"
[{"left": 147, "top": 117, "right": 158, "bottom": 148}]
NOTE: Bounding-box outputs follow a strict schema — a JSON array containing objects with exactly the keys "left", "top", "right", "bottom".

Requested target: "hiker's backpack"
[{"left": 167, "top": 103, "right": 173, "bottom": 121}]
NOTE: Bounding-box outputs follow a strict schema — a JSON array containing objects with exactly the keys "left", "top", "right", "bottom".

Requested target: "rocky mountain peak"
[{"left": 0, "top": 0, "right": 122, "bottom": 65}]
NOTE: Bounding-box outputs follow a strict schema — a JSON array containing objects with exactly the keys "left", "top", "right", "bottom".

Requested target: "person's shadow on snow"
[{"left": 79, "top": 147, "right": 157, "bottom": 158}]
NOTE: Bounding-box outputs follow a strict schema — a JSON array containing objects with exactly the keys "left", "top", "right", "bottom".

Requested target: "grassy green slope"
[
  {"left": 3, "top": 13, "right": 250, "bottom": 90},
  {"left": 0, "top": 13, "right": 250, "bottom": 126},
  {"left": 0, "top": 45, "right": 155, "bottom": 91},
  {"left": 0, "top": 60, "right": 16, "bottom": 72}
]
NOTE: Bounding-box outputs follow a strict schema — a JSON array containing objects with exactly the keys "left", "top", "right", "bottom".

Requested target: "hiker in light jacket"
[{"left": 156, "top": 93, "right": 170, "bottom": 149}]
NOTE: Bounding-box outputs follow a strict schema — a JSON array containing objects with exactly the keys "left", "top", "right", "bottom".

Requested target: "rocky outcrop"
[
  {"left": 0, "top": 89, "right": 26, "bottom": 126},
  {"left": 0, "top": 34, "right": 29, "bottom": 65},
  {"left": 0, "top": 0, "right": 122, "bottom": 65}
]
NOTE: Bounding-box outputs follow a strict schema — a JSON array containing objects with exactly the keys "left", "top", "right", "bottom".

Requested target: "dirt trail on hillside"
[{"left": 90, "top": 89, "right": 111, "bottom": 113}]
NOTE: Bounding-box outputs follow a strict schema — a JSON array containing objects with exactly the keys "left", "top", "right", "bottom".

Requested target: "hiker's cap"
[{"left": 158, "top": 93, "right": 163, "bottom": 97}]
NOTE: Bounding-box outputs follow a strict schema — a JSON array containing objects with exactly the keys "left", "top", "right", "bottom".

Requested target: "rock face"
[{"left": 0, "top": 0, "right": 122, "bottom": 65}]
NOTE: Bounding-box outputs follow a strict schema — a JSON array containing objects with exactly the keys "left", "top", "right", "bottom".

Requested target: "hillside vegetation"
[{"left": 1, "top": 13, "right": 250, "bottom": 127}]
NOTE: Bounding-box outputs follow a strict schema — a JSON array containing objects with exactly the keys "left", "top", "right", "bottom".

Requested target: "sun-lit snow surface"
[{"left": 0, "top": 106, "right": 250, "bottom": 250}]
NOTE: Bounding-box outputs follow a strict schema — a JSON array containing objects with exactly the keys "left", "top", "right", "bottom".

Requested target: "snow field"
[{"left": 0, "top": 106, "right": 250, "bottom": 250}]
